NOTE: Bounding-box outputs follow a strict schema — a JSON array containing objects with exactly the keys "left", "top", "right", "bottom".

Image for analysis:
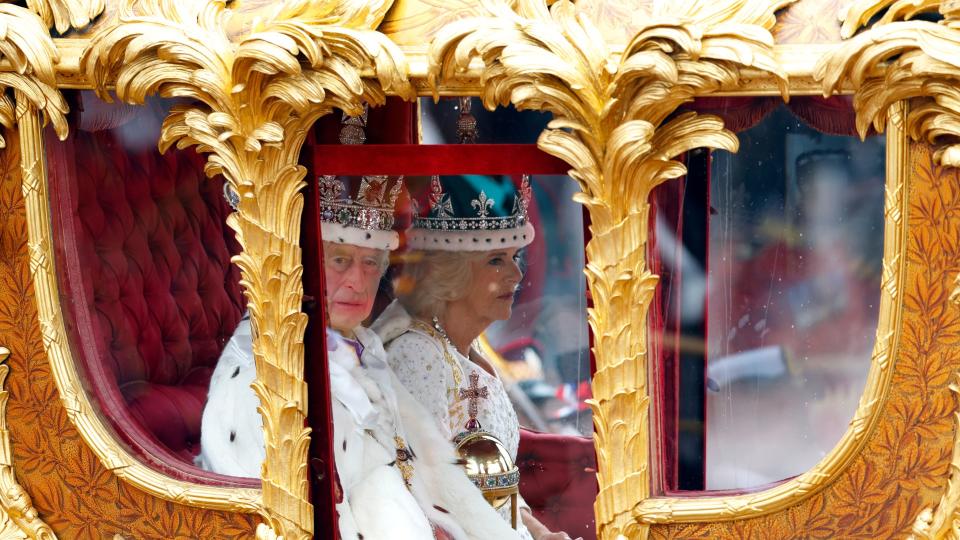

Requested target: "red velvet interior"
[
  {"left": 46, "top": 95, "right": 256, "bottom": 486},
  {"left": 518, "top": 429, "right": 597, "bottom": 540}
]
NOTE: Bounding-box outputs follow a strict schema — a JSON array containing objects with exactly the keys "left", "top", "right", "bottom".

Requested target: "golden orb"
[{"left": 454, "top": 429, "right": 520, "bottom": 527}]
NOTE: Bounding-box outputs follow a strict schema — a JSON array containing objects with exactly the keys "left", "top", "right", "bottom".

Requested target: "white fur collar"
[{"left": 370, "top": 299, "right": 415, "bottom": 346}]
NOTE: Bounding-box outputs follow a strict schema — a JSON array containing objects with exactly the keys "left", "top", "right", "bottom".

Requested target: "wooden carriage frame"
[{"left": 0, "top": 0, "right": 959, "bottom": 538}]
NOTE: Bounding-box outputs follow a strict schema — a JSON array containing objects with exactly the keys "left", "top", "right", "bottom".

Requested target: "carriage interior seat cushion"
[
  {"left": 518, "top": 429, "right": 598, "bottom": 540},
  {"left": 67, "top": 108, "right": 244, "bottom": 460}
]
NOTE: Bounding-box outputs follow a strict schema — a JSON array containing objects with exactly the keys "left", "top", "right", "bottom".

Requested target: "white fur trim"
[
  {"left": 370, "top": 299, "right": 413, "bottom": 345},
  {"left": 322, "top": 222, "right": 398, "bottom": 250},
  {"left": 393, "top": 372, "right": 522, "bottom": 540},
  {"left": 196, "top": 318, "right": 265, "bottom": 477},
  {"left": 406, "top": 221, "right": 535, "bottom": 252}
]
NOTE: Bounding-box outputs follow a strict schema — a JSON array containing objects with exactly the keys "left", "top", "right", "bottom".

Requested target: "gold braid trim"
[{"left": 410, "top": 320, "right": 465, "bottom": 394}]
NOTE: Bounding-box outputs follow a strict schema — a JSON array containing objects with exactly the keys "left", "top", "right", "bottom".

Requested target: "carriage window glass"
[
  {"left": 44, "top": 91, "right": 255, "bottom": 482},
  {"left": 305, "top": 100, "right": 596, "bottom": 539},
  {"left": 652, "top": 102, "right": 885, "bottom": 491}
]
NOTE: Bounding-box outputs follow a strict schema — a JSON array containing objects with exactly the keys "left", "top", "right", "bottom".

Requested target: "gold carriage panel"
[
  {"left": 0, "top": 0, "right": 956, "bottom": 538},
  {"left": 2, "top": 117, "right": 260, "bottom": 537}
]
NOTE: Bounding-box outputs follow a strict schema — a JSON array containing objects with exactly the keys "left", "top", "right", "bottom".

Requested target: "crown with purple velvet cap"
[{"left": 318, "top": 107, "right": 404, "bottom": 250}]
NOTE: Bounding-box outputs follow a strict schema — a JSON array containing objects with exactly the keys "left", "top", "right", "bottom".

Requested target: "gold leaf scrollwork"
[
  {"left": 20, "top": 87, "right": 265, "bottom": 518},
  {"left": 0, "top": 347, "right": 57, "bottom": 540},
  {"left": 0, "top": 5, "right": 67, "bottom": 148},
  {"left": 429, "top": 1, "right": 791, "bottom": 538},
  {"left": 819, "top": 0, "right": 960, "bottom": 166},
  {"left": 23, "top": 0, "right": 104, "bottom": 33},
  {"left": 82, "top": 1, "right": 413, "bottom": 538}
]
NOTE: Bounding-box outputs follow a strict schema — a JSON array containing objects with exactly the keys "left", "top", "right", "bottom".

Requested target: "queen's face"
[
  {"left": 324, "top": 243, "right": 386, "bottom": 334},
  {"left": 458, "top": 248, "right": 523, "bottom": 323}
]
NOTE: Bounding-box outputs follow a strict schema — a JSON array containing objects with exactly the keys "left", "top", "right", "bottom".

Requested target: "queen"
[{"left": 374, "top": 175, "right": 580, "bottom": 540}]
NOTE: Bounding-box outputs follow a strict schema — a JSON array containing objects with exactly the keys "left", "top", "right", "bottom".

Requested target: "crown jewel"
[
  {"left": 413, "top": 175, "right": 531, "bottom": 233},
  {"left": 319, "top": 106, "right": 403, "bottom": 233}
]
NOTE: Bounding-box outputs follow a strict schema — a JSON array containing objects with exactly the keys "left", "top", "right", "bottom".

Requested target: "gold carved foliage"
[
  {"left": 953, "top": 273, "right": 960, "bottom": 304},
  {"left": 820, "top": 11, "right": 960, "bottom": 519},
  {"left": 0, "top": 4, "right": 66, "bottom": 148},
  {"left": 82, "top": 0, "right": 413, "bottom": 538},
  {"left": 909, "top": 373, "right": 960, "bottom": 539},
  {"left": 0, "top": 347, "right": 55, "bottom": 540},
  {"left": 429, "top": 1, "right": 791, "bottom": 538},
  {"left": 9, "top": 112, "right": 259, "bottom": 538},
  {"left": 819, "top": 0, "right": 960, "bottom": 166},
  {"left": 0, "top": 0, "right": 99, "bottom": 143},
  {"left": 22, "top": 0, "right": 104, "bottom": 33}
]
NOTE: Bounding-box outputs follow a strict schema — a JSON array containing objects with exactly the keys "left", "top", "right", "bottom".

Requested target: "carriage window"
[
  {"left": 653, "top": 101, "right": 885, "bottom": 491},
  {"left": 302, "top": 99, "right": 596, "bottom": 539},
  {"left": 45, "top": 91, "right": 256, "bottom": 483}
]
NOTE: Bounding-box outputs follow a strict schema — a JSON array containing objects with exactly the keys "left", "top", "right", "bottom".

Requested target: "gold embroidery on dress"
[{"left": 411, "top": 320, "right": 464, "bottom": 392}]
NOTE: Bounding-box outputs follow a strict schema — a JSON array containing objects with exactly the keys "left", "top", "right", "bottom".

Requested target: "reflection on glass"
[
  {"left": 655, "top": 104, "right": 885, "bottom": 490},
  {"left": 305, "top": 103, "right": 588, "bottom": 539},
  {"left": 46, "top": 91, "right": 251, "bottom": 481},
  {"left": 327, "top": 99, "right": 595, "bottom": 539}
]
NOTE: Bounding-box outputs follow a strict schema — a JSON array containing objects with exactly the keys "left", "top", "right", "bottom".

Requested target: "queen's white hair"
[{"left": 396, "top": 249, "right": 485, "bottom": 319}]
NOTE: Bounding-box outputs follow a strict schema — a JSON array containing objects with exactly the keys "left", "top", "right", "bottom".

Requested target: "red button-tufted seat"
[
  {"left": 518, "top": 429, "right": 598, "bottom": 540},
  {"left": 47, "top": 95, "right": 255, "bottom": 485}
]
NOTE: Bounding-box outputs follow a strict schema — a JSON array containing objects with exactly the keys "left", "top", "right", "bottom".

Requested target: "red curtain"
[{"left": 688, "top": 95, "right": 863, "bottom": 136}]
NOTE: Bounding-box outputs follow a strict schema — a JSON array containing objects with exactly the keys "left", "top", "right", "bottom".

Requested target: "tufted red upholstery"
[
  {"left": 47, "top": 95, "right": 255, "bottom": 485},
  {"left": 518, "top": 429, "right": 598, "bottom": 540}
]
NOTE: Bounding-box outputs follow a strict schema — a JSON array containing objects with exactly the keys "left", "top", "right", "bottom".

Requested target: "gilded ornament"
[
  {"left": 909, "top": 373, "right": 960, "bottom": 539},
  {"left": 0, "top": 5, "right": 67, "bottom": 148},
  {"left": 819, "top": 0, "right": 960, "bottom": 166},
  {"left": 0, "top": 0, "right": 936, "bottom": 538},
  {"left": 952, "top": 273, "right": 960, "bottom": 305},
  {"left": 78, "top": 0, "right": 413, "bottom": 538},
  {"left": 16, "top": 93, "right": 263, "bottom": 516},
  {"left": 429, "top": 1, "right": 793, "bottom": 537},
  {"left": 23, "top": 0, "right": 104, "bottom": 33}
]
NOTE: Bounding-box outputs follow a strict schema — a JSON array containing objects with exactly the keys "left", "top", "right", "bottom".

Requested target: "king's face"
[{"left": 323, "top": 243, "right": 386, "bottom": 334}]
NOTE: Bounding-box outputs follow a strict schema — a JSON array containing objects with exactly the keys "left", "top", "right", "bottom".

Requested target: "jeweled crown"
[
  {"left": 319, "top": 174, "right": 403, "bottom": 232},
  {"left": 412, "top": 174, "right": 532, "bottom": 233},
  {"left": 318, "top": 106, "right": 404, "bottom": 235}
]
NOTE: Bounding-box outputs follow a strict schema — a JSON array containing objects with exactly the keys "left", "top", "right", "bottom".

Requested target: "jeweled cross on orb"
[{"left": 459, "top": 371, "right": 488, "bottom": 431}]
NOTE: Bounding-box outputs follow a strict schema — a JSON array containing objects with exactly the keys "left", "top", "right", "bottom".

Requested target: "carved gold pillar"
[
  {"left": 429, "top": 1, "right": 793, "bottom": 538},
  {"left": 0, "top": 5, "right": 67, "bottom": 148},
  {"left": 82, "top": 1, "right": 413, "bottom": 538}
]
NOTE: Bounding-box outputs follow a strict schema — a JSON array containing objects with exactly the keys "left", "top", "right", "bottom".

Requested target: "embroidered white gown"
[
  {"left": 197, "top": 319, "right": 520, "bottom": 540},
  {"left": 374, "top": 300, "right": 535, "bottom": 540}
]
